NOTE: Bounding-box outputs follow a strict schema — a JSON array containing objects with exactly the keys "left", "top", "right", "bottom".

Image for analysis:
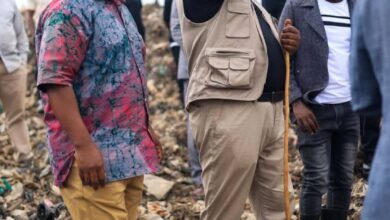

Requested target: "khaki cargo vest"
[{"left": 176, "top": 0, "right": 282, "bottom": 109}]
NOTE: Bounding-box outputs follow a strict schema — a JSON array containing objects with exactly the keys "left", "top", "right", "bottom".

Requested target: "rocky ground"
[{"left": 0, "top": 5, "right": 365, "bottom": 220}]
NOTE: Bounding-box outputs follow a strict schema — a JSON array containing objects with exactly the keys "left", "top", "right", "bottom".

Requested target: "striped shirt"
[{"left": 316, "top": 0, "right": 352, "bottom": 104}]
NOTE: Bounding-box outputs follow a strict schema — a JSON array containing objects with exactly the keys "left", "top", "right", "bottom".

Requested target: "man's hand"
[
  {"left": 75, "top": 141, "right": 106, "bottom": 190},
  {"left": 281, "top": 19, "right": 300, "bottom": 55},
  {"left": 292, "top": 100, "right": 320, "bottom": 134},
  {"left": 46, "top": 86, "right": 106, "bottom": 190},
  {"left": 149, "top": 126, "right": 163, "bottom": 160}
]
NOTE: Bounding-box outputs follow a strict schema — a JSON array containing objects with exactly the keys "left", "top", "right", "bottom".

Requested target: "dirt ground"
[{"left": 0, "top": 5, "right": 365, "bottom": 220}]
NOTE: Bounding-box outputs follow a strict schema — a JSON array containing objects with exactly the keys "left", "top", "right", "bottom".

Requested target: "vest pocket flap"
[
  {"left": 208, "top": 57, "right": 229, "bottom": 70},
  {"left": 227, "top": 1, "right": 250, "bottom": 14},
  {"left": 205, "top": 48, "right": 255, "bottom": 58},
  {"left": 230, "top": 57, "right": 250, "bottom": 70},
  {"left": 205, "top": 48, "right": 256, "bottom": 89}
]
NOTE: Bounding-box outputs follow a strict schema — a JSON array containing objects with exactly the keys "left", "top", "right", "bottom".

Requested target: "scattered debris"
[
  {"left": 0, "top": 4, "right": 365, "bottom": 220},
  {"left": 141, "top": 213, "right": 165, "bottom": 220},
  {"left": 36, "top": 199, "right": 64, "bottom": 220},
  {"left": 144, "top": 175, "right": 175, "bottom": 200}
]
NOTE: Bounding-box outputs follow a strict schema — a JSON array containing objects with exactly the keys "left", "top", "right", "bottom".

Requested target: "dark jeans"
[
  {"left": 297, "top": 102, "right": 360, "bottom": 217},
  {"left": 360, "top": 116, "right": 381, "bottom": 166}
]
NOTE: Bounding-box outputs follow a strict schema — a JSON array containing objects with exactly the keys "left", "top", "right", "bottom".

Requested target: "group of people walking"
[{"left": 0, "top": 0, "right": 388, "bottom": 219}]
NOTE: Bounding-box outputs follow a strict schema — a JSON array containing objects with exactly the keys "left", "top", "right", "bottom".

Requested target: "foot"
[{"left": 13, "top": 152, "right": 34, "bottom": 167}]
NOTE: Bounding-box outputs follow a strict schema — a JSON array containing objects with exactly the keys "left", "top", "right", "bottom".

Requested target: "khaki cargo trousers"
[
  {"left": 189, "top": 100, "right": 293, "bottom": 220},
  {"left": 0, "top": 61, "right": 31, "bottom": 154}
]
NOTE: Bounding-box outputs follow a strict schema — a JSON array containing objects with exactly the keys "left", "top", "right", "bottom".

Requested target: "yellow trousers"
[{"left": 61, "top": 164, "right": 144, "bottom": 220}]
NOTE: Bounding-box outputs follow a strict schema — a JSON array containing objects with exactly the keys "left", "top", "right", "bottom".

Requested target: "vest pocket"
[
  {"left": 226, "top": 1, "right": 250, "bottom": 38},
  {"left": 205, "top": 48, "right": 256, "bottom": 89}
]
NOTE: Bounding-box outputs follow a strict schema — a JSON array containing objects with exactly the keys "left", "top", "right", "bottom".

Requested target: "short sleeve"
[{"left": 37, "top": 9, "right": 88, "bottom": 91}]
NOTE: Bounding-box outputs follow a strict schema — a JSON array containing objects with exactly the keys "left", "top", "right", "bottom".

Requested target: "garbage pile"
[{"left": 0, "top": 4, "right": 364, "bottom": 220}]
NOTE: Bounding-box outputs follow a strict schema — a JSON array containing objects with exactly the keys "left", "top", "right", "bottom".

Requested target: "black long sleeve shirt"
[
  {"left": 183, "top": 0, "right": 285, "bottom": 92},
  {"left": 262, "top": 0, "right": 287, "bottom": 19}
]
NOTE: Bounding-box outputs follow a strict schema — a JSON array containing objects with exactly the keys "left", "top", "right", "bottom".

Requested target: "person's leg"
[
  {"left": 298, "top": 129, "right": 332, "bottom": 219},
  {"left": 177, "top": 79, "right": 186, "bottom": 105},
  {"left": 187, "top": 116, "right": 202, "bottom": 186},
  {"left": 360, "top": 115, "right": 381, "bottom": 178},
  {"left": 326, "top": 103, "right": 359, "bottom": 218},
  {"left": 362, "top": 127, "right": 390, "bottom": 220},
  {"left": 171, "top": 45, "right": 180, "bottom": 66},
  {"left": 189, "top": 100, "right": 267, "bottom": 220},
  {"left": 124, "top": 176, "right": 144, "bottom": 220},
  {"left": 249, "top": 102, "right": 294, "bottom": 220},
  {"left": 0, "top": 65, "right": 31, "bottom": 154},
  {"left": 184, "top": 80, "right": 202, "bottom": 186},
  {"left": 61, "top": 164, "right": 129, "bottom": 220},
  {"left": 297, "top": 105, "right": 336, "bottom": 219}
]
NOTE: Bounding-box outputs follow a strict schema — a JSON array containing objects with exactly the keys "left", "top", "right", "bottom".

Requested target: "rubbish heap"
[{"left": 0, "top": 4, "right": 364, "bottom": 220}]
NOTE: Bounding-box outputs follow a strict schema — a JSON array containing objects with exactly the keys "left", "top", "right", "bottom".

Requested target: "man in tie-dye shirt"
[{"left": 36, "top": 0, "right": 161, "bottom": 219}]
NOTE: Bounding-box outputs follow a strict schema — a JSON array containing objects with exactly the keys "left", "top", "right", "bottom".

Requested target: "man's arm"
[
  {"left": 37, "top": 9, "right": 105, "bottom": 189},
  {"left": 278, "top": 0, "right": 302, "bottom": 104},
  {"left": 46, "top": 86, "right": 106, "bottom": 189},
  {"left": 279, "top": 0, "right": 319, "bottom": 133},
  {"left": 350, "top": 0, "right": 382, "bottom": 116}
]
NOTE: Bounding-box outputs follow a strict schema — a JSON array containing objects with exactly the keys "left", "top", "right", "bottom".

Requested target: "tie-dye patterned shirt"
[{"left": 36, "top": 0, "right": 160, "bottom": 186}]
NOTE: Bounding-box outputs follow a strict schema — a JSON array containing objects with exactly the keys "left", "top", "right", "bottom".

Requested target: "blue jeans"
[{"left": 297, "top": 102, "right": 360, "bottom": 217}]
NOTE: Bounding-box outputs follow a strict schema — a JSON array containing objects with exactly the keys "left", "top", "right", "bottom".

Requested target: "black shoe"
[{"left": 321, "top": 208, "right": 348, "bottom": 220}]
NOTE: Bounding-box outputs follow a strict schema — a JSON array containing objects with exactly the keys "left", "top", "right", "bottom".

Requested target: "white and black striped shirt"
[{"left": 316, "top": 0, "right": 352, "bottom": 104}]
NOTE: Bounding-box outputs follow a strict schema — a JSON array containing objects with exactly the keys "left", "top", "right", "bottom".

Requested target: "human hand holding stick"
[{"left": 281, "top": 19, "right": 300, "bottom": 55}]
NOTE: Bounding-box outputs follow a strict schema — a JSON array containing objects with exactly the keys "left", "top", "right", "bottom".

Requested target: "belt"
[{"left": 258, "top": 91, "right": 284, "bottom": 103}]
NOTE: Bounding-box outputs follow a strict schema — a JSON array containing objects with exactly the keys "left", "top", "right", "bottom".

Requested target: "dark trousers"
[
  {"left": 297, "top": 102, "right": 360, "bottom": 217},
  {"left": 170, "top": 46, "right": 185, "bottom": 105},
  {"left": 360, "top": 116, "right": 381, "bottom": 166}
]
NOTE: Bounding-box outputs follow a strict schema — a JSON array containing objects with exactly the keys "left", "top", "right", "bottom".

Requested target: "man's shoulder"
[{"left": 38, "top": 0, "right": 96, "bottom": 28}]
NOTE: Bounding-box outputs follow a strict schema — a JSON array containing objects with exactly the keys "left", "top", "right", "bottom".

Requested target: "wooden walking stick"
[{"left": 283, "top": 51, "right": 292, "bottom": 220}]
